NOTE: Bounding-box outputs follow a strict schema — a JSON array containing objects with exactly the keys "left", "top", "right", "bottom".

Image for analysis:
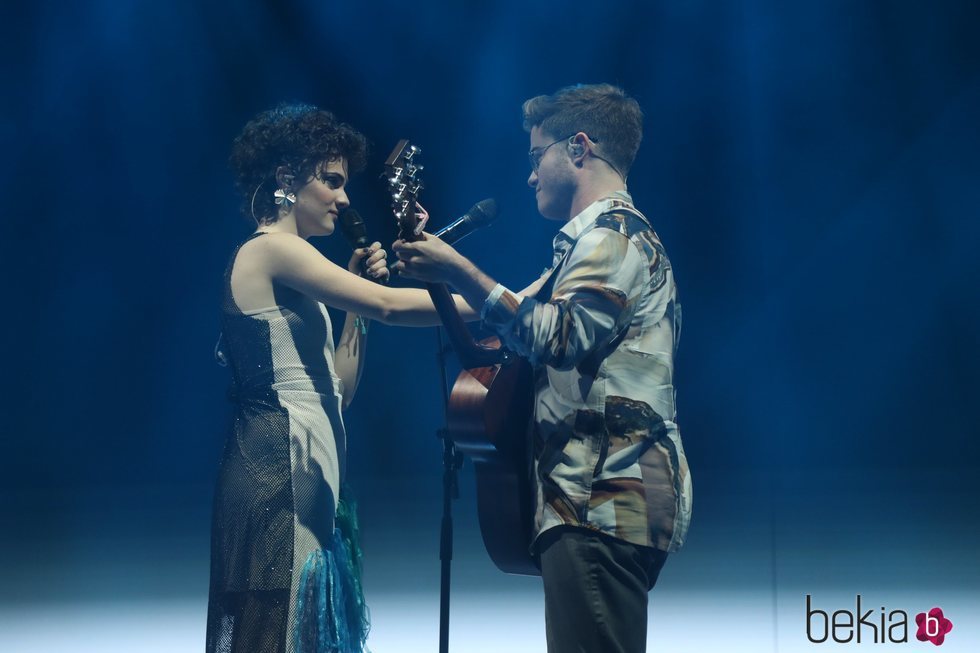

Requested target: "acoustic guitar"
[{"left": 384, "top": 140, "right": 539, "bottom": 575}]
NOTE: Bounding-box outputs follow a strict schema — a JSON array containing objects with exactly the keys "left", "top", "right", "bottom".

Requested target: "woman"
[{"left": 207, "top": 103, "right": 465, "bottom": 653}]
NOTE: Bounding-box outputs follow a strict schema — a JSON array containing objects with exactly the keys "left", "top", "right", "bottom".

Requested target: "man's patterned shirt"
[{"left": 481, "top": 191, "right": 692, "bottom": 552}]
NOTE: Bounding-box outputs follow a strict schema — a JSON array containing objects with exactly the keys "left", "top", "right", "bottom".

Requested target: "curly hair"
[
  {"left": 522, "top": 83, "right": 643, "bottom": 178},
  {"left": 229, "top": 103, "right": 368, "bottom": 222}
]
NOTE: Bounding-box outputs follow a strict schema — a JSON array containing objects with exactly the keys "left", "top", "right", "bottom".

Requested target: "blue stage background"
[{"left": 2, "top": 1, "right": 978, "bottom": 651}]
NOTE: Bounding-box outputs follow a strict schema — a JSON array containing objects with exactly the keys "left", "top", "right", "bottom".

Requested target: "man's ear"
[
  {"left": 567, "top": 133, "right": 588, "bottom": 165},
  {"left": 275, "top": 166, "right": 295, "bottom": 190}
]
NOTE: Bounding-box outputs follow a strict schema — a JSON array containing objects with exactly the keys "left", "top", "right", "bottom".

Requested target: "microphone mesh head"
[
  {"left": 471, "top": 198, "right": 498, "bottom": 225},
  {"left": 338, "top": 208, "right": 370, "bottom": 248}
]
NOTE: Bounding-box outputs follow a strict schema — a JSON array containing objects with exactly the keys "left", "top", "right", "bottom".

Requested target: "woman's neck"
[{"left": 256, "top": 212, "right": 302, "bottom": 238}]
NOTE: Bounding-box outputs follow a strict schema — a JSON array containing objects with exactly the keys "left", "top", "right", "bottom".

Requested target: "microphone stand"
[{"left": 435, "top": 326, "right": 462, "bottom": 653}]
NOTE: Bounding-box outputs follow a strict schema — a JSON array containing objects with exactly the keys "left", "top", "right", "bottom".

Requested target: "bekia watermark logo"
[
  {"left": 806, "top": 595, "right": 953, "bottom": 646},
  {"left": 915, "top": 608, "right": 953, "bottom": 646}
]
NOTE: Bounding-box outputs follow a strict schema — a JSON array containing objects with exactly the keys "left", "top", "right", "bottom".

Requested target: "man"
[{"left": 393, "top": 83, "right": 692, "bottom": 653}]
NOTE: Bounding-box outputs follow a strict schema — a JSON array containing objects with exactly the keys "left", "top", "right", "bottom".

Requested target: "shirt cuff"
[
  {"left": 480, "top": 283, "right": 509, "bottom": 321},
  {"left": 480, "top": 282, "right": 524, "bottom": 330}
]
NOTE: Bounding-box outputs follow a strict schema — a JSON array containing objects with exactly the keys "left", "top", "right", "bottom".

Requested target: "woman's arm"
[
  {"left": 332, "top": 243, "right": 387, "bottom": 408},
  {"left": 255, "top": 231, "right": 471, "bottom": 327},
  {"left": 334, "top": 310, "right": 368, "bottom": 408}
]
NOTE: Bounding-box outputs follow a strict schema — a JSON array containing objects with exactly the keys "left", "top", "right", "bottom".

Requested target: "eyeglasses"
[{"left": 528, "top": 133, "right": 600, "bottom": 171}]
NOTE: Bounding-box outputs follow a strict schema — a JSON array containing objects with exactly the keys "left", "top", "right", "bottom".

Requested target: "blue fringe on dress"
[{"left": 293, "top": 497, "right": 370, "bottom": 653}]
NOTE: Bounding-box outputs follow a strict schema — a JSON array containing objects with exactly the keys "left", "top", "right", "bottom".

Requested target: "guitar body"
[
  {"left": 383, "top": 139, "right": 539, "bottom": 576},
  {"left": 448, "top": 345, "right": 539, "bottom": 576}
]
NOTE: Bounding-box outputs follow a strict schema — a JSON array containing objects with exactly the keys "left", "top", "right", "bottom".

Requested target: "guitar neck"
[{"left": 424, "top": 282, "right": 503, "bottom": 369}]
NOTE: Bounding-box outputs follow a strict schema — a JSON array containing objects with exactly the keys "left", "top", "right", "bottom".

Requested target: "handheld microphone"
[
  {"left": 433, "top": 198, "right": 497, "bottom": 245},
  {"left": 338, "top": 208, "right": 387, "bottom": 284}
]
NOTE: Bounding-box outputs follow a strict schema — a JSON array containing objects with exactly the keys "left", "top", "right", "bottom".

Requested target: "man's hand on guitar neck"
[{"left": 392, "top": 232, "right": 499, "bottom": 314}]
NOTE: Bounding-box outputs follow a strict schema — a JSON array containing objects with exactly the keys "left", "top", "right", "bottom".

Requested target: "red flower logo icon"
[{"left": 915, "top": 607, "right": 953, "bottom": 646}]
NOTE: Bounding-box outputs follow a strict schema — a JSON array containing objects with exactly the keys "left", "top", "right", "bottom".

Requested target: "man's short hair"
[{"left": 522, "top": 83, "right": 643, "bottom": 177}]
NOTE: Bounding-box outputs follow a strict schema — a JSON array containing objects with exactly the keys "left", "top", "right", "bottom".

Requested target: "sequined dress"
[{"left": 206, "top": 232, "right": 367, "bottom": 653}]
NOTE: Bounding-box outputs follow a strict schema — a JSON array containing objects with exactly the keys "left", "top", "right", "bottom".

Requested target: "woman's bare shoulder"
[{"left": 236, "top": 231, "right": 326, "bottom": 268}]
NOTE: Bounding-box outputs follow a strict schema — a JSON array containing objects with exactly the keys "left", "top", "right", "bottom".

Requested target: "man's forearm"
[{"left": 449, "top": 257, "right": 500, "bottom": 316}]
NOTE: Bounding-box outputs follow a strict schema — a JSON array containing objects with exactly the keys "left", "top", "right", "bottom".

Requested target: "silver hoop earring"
[{"left": 250, "top": 181, "right": 265, "bottom": 224}]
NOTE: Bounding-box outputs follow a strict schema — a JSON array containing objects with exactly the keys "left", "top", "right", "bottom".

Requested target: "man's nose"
[{"left": 527, "top": 169, "right": 538, "bottom": 188}]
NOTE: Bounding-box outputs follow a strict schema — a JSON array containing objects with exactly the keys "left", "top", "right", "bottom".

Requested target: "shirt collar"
[{"left": 553, "top": 190, "right": 634, "bottom": 256}]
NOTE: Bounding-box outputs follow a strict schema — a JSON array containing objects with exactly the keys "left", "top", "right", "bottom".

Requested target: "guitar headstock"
[
  {"left": 383, "top": 139, "right": 426, "bottom": 242},
  {"left": 382, "top": 140, "right": 504, "bottom": 368}
]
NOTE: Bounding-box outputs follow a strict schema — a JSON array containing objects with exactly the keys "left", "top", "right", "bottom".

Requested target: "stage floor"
[{"left": 2, "top": 467, "right": 977, "bottom": 652}]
